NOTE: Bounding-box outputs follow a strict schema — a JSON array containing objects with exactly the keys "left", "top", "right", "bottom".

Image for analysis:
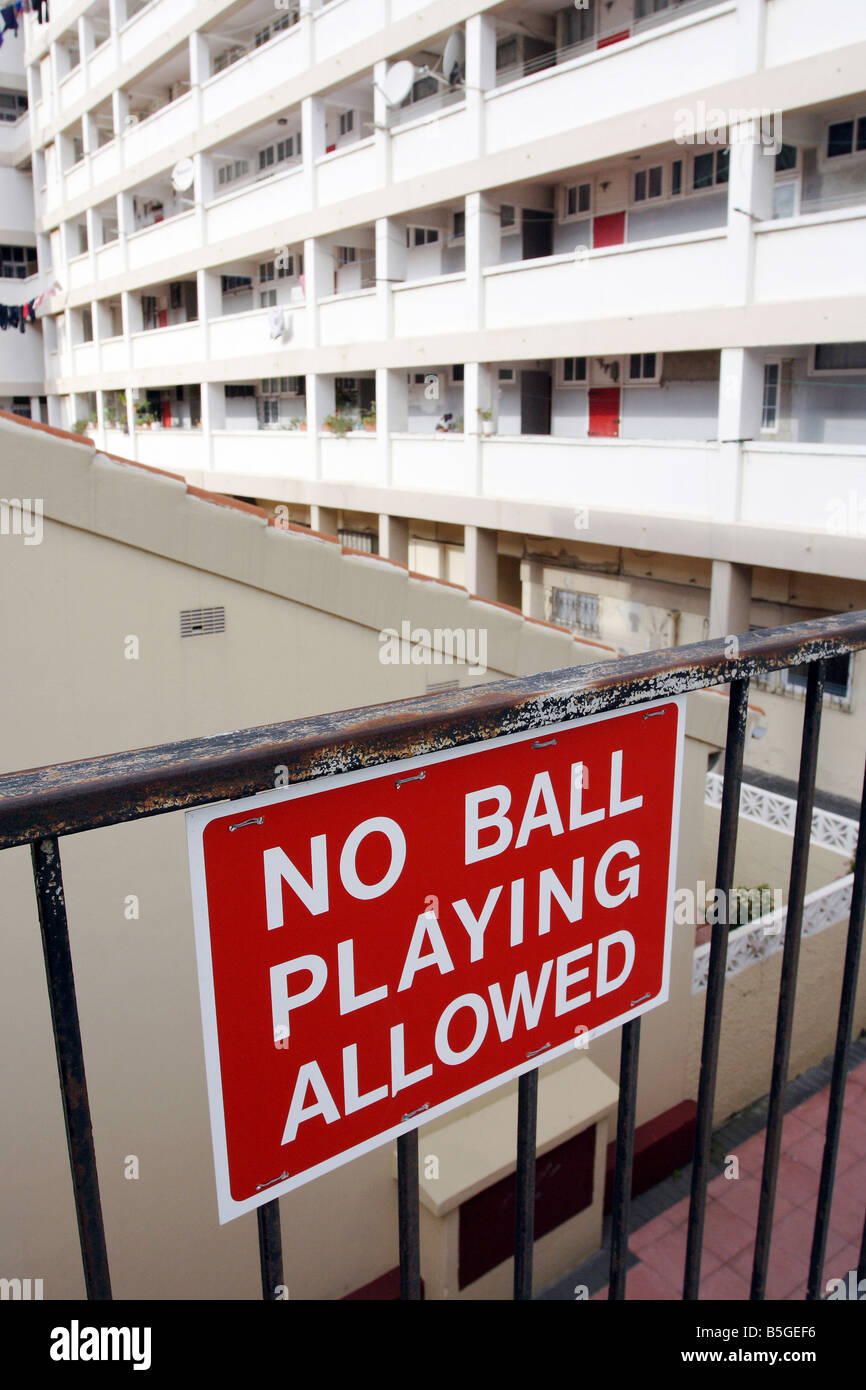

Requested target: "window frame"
[
  {"left": 626, "top": 352, "right": 662, "bottom": 386},
  {"left": 760, "top": 358, "right": 782, "bottom": 433},
  {"left": 557, "top": 356, "right": 588, "bottom": 388},
  {"left": 808, "top": 343, "right": 866, "bottom": 377},
  {"left": 561, "top": 181, "right": 592, "bottom": 222}
]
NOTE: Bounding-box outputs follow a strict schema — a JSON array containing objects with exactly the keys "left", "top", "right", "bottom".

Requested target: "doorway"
[
  {"left": 588, "top": 387, "right": 620, "bottom": 437},
  {"left": 520, "top": 370, "right": 552, "bottom": 435}
]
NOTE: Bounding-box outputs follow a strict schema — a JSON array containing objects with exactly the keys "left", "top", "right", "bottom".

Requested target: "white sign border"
[{"left": 186, "top": 694, "right": 686, "bottom": 1223}]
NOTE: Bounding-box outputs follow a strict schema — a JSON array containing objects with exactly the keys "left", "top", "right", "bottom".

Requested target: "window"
[
  {"left": 260, "top": 397, "right": 280, "bottom": 425},
  {"left": 259, "top": 261, "right": 275, "bottom": 282},
  {"left": 453, "top": 210, "right": 465, "bottom": 239},
  {"left": 0, "top": 91, "right": 27, "bottom": 123},
  {"left": 260, "top": 289, "right": 276, "bottom": 307},
  {"left": 775, "top": 144, "right": 797, "bottom": 172},
  {"left": 406, "top": 227, "right": 439, "bottom": 247},
  {"left": 564, "top": 183, "right": 591, "bottom": 218},
  {"left": 693, "top": 149, "right": 729, "bottom": 189},
  {"left": 221, "top": 275, "right": 252, "bottom": 293},
  {"left": 636, "top": 0, "right": 671, "bottom": 16},
  {"left": 0, "top": 245, "right": 38, "bottom": 278},
  {"left": 827, "top": 117, "right": 866, "bottom": 159},
  {"left": 339, "top": 110, "right": 354, "bottom": 136},
  {"left": 225, "top": 384, "right": 255, "bottom": 398},
  {"left": 500, "top": 204, "right": 518, "bottom": 232},
  {"left": 496, "top": 37, "right": 518, "bottom": 71},
  {"left": 141, "top": 295, "right": 158, "bottom": 331},
  {"left": 337, "top": 246, "right": 356, "bottom": 266},
  {"left": 761, "top": 361, "right": 780, "bottom": 431},
  {"left": 563, "top": 0, "right": 595, "bottom": 45},
  {"left": 559, "top": 357, "right": 587, "bottom": 385},
  {"left": 259, "top": 145, "right": 275, "bottom": 171},
  {"left": 551, "top": 589, "right": 600, "bottom": 635},
  {"left": 80, "top": 307, "right": 93, "bottom": 343},
  {"left": 812, "top": 342, "right": 866, "bottom": 373},
  {"left": 634, "top": 165, "right": 664, "bottom": 202},
  {"left": 498, "top": 368, "right": 515, "bottom": 382},
  {"left": 628, "top": 353, "right": 660, "bottom": 383},
  {"left": 671, "top": 159, "right": 683, "bottom": 196},
  {"left": 217, "top": 159, "right": 249, "bottom": 187},
  {"left": 451, "top": 364, "right": 464, "bottom": 383},
  {"left": 787, "top": 652, "right": 852, "bottom": 702}
]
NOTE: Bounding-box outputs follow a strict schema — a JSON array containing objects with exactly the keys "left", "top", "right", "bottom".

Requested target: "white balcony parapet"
[
  {"left": 705, "top": 771, "right": 859, "bottom": 858},
  {"left": 692, "top": 874, "right": 854, "bottom": 992}
]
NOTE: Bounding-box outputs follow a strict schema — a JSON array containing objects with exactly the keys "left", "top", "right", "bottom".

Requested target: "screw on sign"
[{"left": 186, "top": 698, "right": 684, "bottom": 1221}]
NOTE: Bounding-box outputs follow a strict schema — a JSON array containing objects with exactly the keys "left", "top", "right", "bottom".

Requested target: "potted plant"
[
  {"left": 72, "top": 419, "right": 92, "bottom": 435},
  {"left": 477, "top": 407, "right": 495, "bottom": 436},
  {"left": 288, "top": 417, "right": 307, "bottom": 432},
  {"left": 135, "top": 403, "right": 156, "bottom": 429},
  {"left": 323, "top": 413, "right": 353, "bottom": 437},
  {"left": 361, "top": 401, "right": 376, "bottom": 432}
]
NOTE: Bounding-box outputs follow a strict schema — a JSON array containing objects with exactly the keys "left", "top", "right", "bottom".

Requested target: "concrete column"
[
  {"left": 298, "top": 0, "right": 316, "bottom": 66},
  {"left": 81, "top": 110, "right": 97, "bottom": 157},
  {"left": 304, "top": 236, "right": 333, "bottom": 346},
  {"left": 301, "top": 95, "right": 327, "bottom": 209},
  {"left": 464, "top": 525, "right": 498, "bottom": 600},
  {"left": 197, "top": 269, "right": 220, "bottom": 363},
  {"left": 465, "top": 191, "right": 499, "bottom": 332},
  {"left": 124, "top": 386, "right": 137, "bottom": 454},
  {"left": 78, "top": 14, "right": 96, "bottom": 64},
  {"left": 108, "top": 0, "right": 128, "bottom": 31},
  {"left": 736, "top": 0, "right": 766, "bottom": 73},
  {"left": 117, "top": 189, "right": 134, "bottom": 273},
  {"left": 375, "top": 366, "right": 408, "bottom": 485},
  {"left": 726, "top": 117, "right": 776, "bottom": 305},
  {"left": 709, "top": 561, "right": 752, "bottom": 639},
  {"left": 715, "top": 346, "right": 764, "bottom": 523},
  {"left": 520, "top": 559, "right": 547, "bottom": 620},
  {"left": 379, "top": 514, "right": 409, "bottom": 567},
  {"left": 465, "top": 13, "right": 497, "bottom": 158},
  {"left": 189, "top": 31, "right": 211, "bottom": 86},
  {"left": 201, "top": 382, "right": 224, "bottom": 470},
  {"left": 373, "top": 59, "right": 390, "bottom": 185},
  {"left": 311, "top": 505, "right": 339, "bottom": 536},
  {"left": 122, "top": 288, "right": 142, "bottom": 336},
  {"left": 463, "top": 360, "right": 495, "bottom": 496},
  {"left": 375, "top": 217, "right": 406, "bottom": 339},
  {"left": 95, "top": 300, "right": 114, "bottom": 341},
  {"left": 306, "top": 372, "right": 335, "bottom": 479}
]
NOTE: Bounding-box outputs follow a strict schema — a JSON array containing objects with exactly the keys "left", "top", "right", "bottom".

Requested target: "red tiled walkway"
[{"left": 597, "top": 1060, "right": 866, "bottom": 1299}]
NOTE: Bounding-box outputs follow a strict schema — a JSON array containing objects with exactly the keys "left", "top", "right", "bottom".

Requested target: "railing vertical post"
[
  {"left": 513, "top": 1068, "right": 538, "bottom": 1300},
  {"left": 257, "top": 1200, "right": 284, "bottom": 1300},
  {"left": 683, "top": 678, "right": 749, "bottom": 1299},
  {"left": 751, "top": 661, "right": 824, "bottom": 1300},
  {"left": 806, "top": 753, "right": 866, "bottom": 1299},
  {"left": 397, "top": 1130, "right": 421, "bottom": 1299},
  {"left": 31, "top": 835, "right": 112, "bottom": 1300},
  {"left": 609, "top": 1018, "right": 641, "bottom": 1300}
]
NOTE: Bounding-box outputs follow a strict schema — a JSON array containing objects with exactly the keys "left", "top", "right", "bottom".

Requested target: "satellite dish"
[
  {"left": 171, "top": 157, "right": 195, "bottom": 194},
  {"left": 443, "top": 30, "right": 466, "bottom": 85},
  {"left": 267, "top": 307, "right": 286, "bottom": 340},
  {"left": 382, "top": 60, "right": 415, "bottom": 107}
]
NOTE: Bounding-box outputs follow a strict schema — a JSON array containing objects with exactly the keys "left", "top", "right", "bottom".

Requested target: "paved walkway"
[{"left": 541, "top": 1046, "right": 866, "bottom": 1300}]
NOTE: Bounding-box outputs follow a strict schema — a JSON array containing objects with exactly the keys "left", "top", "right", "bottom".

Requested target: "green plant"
[
  {"left": 323, "top": 412, "right": 353, "bottom": 436},
  {"left": 361, "top": 400, "right": 376, "bottom": 427},
  {"left": 72, "top": 419, "right": 91, "bottom": 435},
  {"left": 455, "top": 415, "right": 464, "bottom": 432},
  {"left": 477, "top": 407, "right": 493, "bottom": 421},
  {"left": 135, "top": 402, "right": 156, "bottom": 426},
  {"left": 288, "top": 417, "right": 306, "bottom": 431}
]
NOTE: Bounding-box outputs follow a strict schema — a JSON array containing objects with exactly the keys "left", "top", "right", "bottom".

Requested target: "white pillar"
[
  {"left": 715, "top": 346, "right": 764, "bottom": 523},
  {"left": 464, "top": 525, "right": 498, "bottom": 600},
  {"left": 301, "top": 95, "right": 326, "bottom": 209},
  {"left": 375, "top": 217, "right": 405, "bottom": 339},
  {"left": 463, "top": 360, "right": 495, "bottom": 495},
  {"left": 709, "top": 562, "right": 752, "bottom": 639},
  {"left": 307, "top": 372, "right": 335, "bottom": 479},
  {"left": 736, "top": 0, "right": 766, "bottom": 73},
  {"left": 375, "top": 366, "right": 408, "bottom": 486},
  {"left": 726, "top": 117, "right": 776, "bottom": 305},
  {"left": 304, "top": 236, "right": 333, "bottom": 346},
  {"left": 465, "top": 191, "right": 499, "bottom": 332},
  {"left": 311, "top": 504, "right": 339, "bottom": 536},
  {"left": 201, "top": 382, "right": 224, "bottom": 470},
  {"left": 379, "top": 514, "right": 409, "bottom": 567},
  {"left": 520, "top": 559, "right": 547, "bottom": 620},
  {"left": 465, "top": 13, "right": 497, "bottom": 158},
  {"left": 373, "top": 60, "right": 390, "bottom": 185}
]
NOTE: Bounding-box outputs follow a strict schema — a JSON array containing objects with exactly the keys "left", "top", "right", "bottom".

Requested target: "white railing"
[
  {"left": 705, "top": 771, "right": 859, "bottom": 858},
  {"left": 692, "top": 875, "right": 854, "bottom": 991}
]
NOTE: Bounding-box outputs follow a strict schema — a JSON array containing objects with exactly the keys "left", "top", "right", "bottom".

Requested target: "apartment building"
[
  {"left": 21, "top": 0, "right": 866, "bottom": 794},
  {"left": 0, "top": 13, "right": 44, "bottom": 420}
]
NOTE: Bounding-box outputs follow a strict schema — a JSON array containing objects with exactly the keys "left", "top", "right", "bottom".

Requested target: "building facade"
[{"left": 18, "top": 0, "right": 866, "bottom": 794}]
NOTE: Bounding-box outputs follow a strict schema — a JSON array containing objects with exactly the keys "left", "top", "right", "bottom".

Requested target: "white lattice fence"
[
  {"left": 705, "top": 772, "right": 858, "bottom": 859},
  {"left": 692, "top": 875, "right": 854, "bottom": 992}
]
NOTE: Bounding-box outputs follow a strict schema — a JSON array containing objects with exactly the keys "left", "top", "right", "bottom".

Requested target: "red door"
[
  {"left": 593, "top": 212, "right": 626, "bottom": 248},
  {"left": 597, "top": 30, "right": 630, "bottom": 49},
  {"left": 588, "top": 388, "right": 620, "bottom": 438},
  {"left": 161, "top": 397, "right": 172, "bottom": 428}
]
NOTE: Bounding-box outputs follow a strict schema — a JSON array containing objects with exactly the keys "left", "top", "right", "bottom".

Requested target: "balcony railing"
[{"left": 1, "top": 613, "right": 864, "bottom": 1300}]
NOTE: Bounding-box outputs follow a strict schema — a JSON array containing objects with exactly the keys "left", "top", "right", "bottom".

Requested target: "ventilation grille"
[{"left": 180, "top": 606, "right": 226, "bottom": 638}]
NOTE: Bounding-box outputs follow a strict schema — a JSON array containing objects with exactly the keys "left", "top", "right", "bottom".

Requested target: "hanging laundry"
[
  {"left": 1, "top": 4, "right": 21, "bottom": 36},
  {"left": 36, "top": 0, "right": 47, "bottom": 20}
]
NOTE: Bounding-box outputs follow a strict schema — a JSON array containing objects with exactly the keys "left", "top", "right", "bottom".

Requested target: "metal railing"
[{"left": 1, "top": 611, "right": 865, "bottom": 1300}]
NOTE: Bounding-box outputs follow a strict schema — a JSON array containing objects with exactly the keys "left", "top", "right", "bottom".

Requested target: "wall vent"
[{"left": 180, "top": 606, "right": 226, "bottom": 638}]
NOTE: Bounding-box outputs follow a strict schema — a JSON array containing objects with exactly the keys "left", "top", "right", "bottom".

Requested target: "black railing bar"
[
  {"left": 31, "top": 836, "right": 112, "bottom": 1300},
  {"left": 806, "top": 751, "right": 866, "bottom": 1300},
  {"left": 397, "top": 1131, "right": 421, "bottom": 1300},
  {"left": 683, "top": 678, "right": 750, "bottom": 1299},
  {"left": 513, "top": 1068, "right": 539, "bottom": 1300},
  {"left": 256, "top": 1199, "right": 285, "bottom": 1301},
  {"left": 0, "top": 613, "right": 864, "bottom": 851},
  {"left": 609, "top": 1017, "right": 641, "bottom": 1300},
  {"left": 751, "top": 661, "right": 825, "bottom": 1300},
  {"left": 859, "top": 1205, "right": 866, "bottom": 1286}
]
